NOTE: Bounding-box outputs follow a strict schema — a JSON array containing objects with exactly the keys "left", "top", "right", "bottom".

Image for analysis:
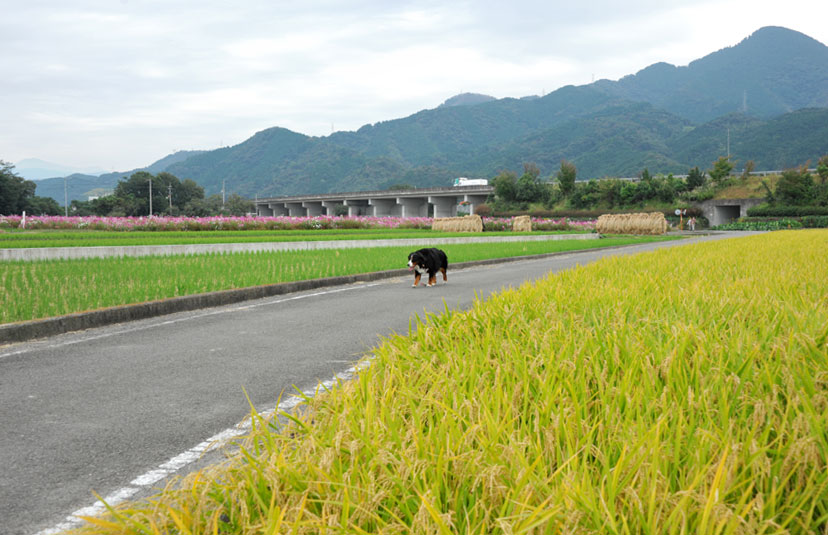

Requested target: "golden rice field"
[{"left": 72, "top": 230, "right": 827, "bottom": 534}]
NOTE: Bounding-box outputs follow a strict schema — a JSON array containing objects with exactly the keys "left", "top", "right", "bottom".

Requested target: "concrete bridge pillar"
[
  {"left": 302, "top": 201, "right": 324, "bottom": 217},
  {"left": 463, "top": 194, "right": 489, "bottom": 216},
  {"left": 398, "top": 197, "right": 428, "bottom": 218},
  {"left": 429, "top": 196, "right": 458, "bottom": 218},
  {"left": 267, "top": 203, "right": 288, "bottom": 216},
  {"left": 285, "top": 202, "right": 306, "bottom": 217},
  {"left": 344, "top": 199, "right": 370, "bottom": 217},
  {"left": 322, "top": 201, "right": 344, "bottom": 216},
  {"left": 369, "top": 198, "right": 400, "bottom": 217}
]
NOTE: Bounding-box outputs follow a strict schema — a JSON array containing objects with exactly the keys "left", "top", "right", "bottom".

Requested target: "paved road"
[{"left": 0, "top": 232, "right": 753, "bottom": 535}]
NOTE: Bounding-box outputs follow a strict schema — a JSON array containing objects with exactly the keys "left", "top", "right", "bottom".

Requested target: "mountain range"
[
  {"left": 15, "top": 159, "right": 109, "bottom": 181},
  {"left": 33, "top": 26, "right": 828, "bottom": 203}
]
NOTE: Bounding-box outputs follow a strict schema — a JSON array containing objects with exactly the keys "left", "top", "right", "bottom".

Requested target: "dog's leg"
[
  {"left": 440, "top": 267, "right": 447, "bottom": 282},
  {"left": 427, "top": 274, "right": 436, "bottom": 287},
  {"left": 413, "top": 273, "right": 421, "bottom": 287}
]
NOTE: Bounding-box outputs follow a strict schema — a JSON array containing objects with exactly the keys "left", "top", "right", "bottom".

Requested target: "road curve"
[{"left": 0, "top": 232, "right": 756, "bottom": 535}]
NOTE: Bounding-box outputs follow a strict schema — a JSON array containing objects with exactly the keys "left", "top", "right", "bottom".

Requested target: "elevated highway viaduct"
[{"left": 254, "top": 185, "right": 493, "bottom": 218}]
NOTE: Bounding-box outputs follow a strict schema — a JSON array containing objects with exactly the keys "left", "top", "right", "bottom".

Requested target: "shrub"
[
  {"left": 747, "top": 205, "right": 828, "bottom": 217},
  {"left": 482, "top": 218, "right": 511, "bottom": 231},
  {"left": 775, "top": 168, "right": 816, "bottom": 205},
  {"left": 715, "top": 218, "right": 804, "bottom": 231},
  {"left": 801, "top": 215, "right": 828, "bottom": 228},
  {"left": 473, "top": 203, "right": 492, "bottom": 217}
]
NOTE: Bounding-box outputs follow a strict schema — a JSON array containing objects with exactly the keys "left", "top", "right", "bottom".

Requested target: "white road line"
[
  {"left": 2, "top": 283, "right": 384, "bottom": 360},
  {"left": 33, "top": 358, "right": 375, "bottom": 535}
]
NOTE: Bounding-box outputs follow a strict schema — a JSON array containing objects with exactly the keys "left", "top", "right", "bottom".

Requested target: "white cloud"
[{"left": 1, "top": 0, "right": 826, "bottom": 171}]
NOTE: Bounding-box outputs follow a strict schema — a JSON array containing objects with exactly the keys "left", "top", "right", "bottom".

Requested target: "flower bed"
[
  {"left": 0, "top": 215, "right": 433, "bottom": 231},
  {"left": 0, "top": 215, "right": 596, "bottom": 232},
  {"left": 483, "top": 217, "right": 595, "bottom": 232}
]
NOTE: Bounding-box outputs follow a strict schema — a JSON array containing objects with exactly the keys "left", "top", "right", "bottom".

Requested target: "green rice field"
[
  {"left": 0, "top": 229, "right": 567, "bottom": 249},
  {"left": 68, "top": 230, "right": 828, "bottom": 534},
  {"left": 0, "top": 236, "right": 664, "bottom": 324}
]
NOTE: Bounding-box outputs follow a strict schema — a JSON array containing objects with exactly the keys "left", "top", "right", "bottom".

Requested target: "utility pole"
[
  {"left": 727, "top": 127, "right": 731, "bottom": 158},
  {"left": 148, "top": 177, "right": 153, "bottom": 216},
  {"left": 222, "top": 180, "right": 226, "bottom": 211},
  {"left": 63, "top": 176, "right": 68, "bottom": 217},
  {"left": 168, "top": 184, "right": 173, "bottom": 213}
]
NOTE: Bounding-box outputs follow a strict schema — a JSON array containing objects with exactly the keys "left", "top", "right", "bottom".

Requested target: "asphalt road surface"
[{"left": 0, "top": 232, "right": 752, "bottom": 535}]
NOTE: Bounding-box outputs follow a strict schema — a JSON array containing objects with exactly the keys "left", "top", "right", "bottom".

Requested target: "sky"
[{"left": 2, "top": 0, "right": 827, "bottom": 174}]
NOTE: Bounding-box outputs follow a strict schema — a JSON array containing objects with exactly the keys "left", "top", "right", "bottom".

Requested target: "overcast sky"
[{"left": 2, "top": 0, "right": 827, "bottom": 173}]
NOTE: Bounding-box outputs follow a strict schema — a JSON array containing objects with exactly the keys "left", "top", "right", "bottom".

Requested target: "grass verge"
[
  {"left": 0, "top": 236, "right": 665, "bottom": 324},
  {"left": 70, "top": 230, "right": 827, "bottom": 534}
]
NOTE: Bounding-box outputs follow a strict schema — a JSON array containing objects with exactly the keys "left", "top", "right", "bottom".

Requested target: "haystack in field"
[
  {"left": 432, "top": 214, "right": 483, "bottom": 232},
  {"left": 512, "top": 215, "right": 532, "bottom": 232},
  {"left": 596, "top": 212, "right": 667, "bottom": 235}
]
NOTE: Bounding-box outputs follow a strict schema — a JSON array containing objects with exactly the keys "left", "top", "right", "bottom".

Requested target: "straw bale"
[
  {"left": 512, "top": 215, "right": 532, "bottom": 232},
  {"left": 432, "top": 214, "right": 483, "bottom": 232},
  {"left": 596, "top": 212, "right": 667, "bottom": 235}
]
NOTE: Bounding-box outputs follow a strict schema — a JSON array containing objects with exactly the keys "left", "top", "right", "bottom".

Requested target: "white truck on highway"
[{"left": 453, "top": 177, "right": 488, "bottom": 186}]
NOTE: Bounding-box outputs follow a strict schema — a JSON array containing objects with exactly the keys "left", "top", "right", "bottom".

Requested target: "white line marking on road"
[
  {"left": 33, "top": 355, "right": 376, "bottom": 535},
  {"left": 2, "top": 283, "right": 384, "bottom": 360},
  {"left": 34, "top": 487, "right": 140, "bottom": 535}
]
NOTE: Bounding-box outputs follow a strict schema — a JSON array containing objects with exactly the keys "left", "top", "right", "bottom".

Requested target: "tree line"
[
  {"left": 0, "top": 161, "right": 63, "bottom": 215},
  {"left": 762, "top": 158, "right": 828, "bottom": 207},
  {"left": 488, "top": 155, "right": 828, "bottom": 213},
  {"left": 70, "top": 171, "right": 254, "bottom": 217},
  {"left": 0, "top": 162, "right": 254, "bottom": 217}
]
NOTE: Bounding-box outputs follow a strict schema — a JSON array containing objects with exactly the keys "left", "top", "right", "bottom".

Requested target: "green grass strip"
[
  {"left": 0, "top": 236, "right": 665, "bottom": 324},
  {"left": 0, "top": 229, "right": 587, "bottom": 248},
  {"left": 69, "top": 230, "right": 828, "bottom": 535}
]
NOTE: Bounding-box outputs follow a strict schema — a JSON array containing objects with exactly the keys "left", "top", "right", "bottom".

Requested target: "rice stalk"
[{"left": 63, "top": 230, "right": 828, "bottom": 534}]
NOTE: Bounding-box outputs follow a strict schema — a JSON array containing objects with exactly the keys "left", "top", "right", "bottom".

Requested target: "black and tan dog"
[{"left": 407, "top": 248, "right": 448, "bottom": 287}]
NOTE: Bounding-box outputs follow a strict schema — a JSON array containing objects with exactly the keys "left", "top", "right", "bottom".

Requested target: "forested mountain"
[
  {"left": 669, "top": 108, "right": 828, "bottom": 170},
  {"left": 438, "top": 93, "right": 497, "bottom": 107},
  {"left": 592, "top": 26, "right": 828, "bottom": 122},
  {"left": 35, "top": 26, "right": 828, "bottom": 202}
]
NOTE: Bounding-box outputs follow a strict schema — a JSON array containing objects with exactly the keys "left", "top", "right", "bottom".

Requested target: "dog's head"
[{"left": 407, "top": 251, "right": 424, "bottom": 270}]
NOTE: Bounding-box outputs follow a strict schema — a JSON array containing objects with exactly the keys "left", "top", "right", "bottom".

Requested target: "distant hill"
[
  {"left": 33, "top": 173, "right": 123, "bottom": 205},
  {"left": 15, "top": 158, "right": 108, "bottom": 181},
  {"left": 34, "top": 151, "right": 203, "bottom": 203},
  {"left": 470, "top": 100, "right": 693, "bottom": 178},
  {"left": 163, "top": 85, "right": 627, "bottom": 196},
  {"left": 143, "top": 150, "right": 206, "bottom": 174},
  {"left": 33, "top": 26, "right": 828, "bottom": 204}
]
